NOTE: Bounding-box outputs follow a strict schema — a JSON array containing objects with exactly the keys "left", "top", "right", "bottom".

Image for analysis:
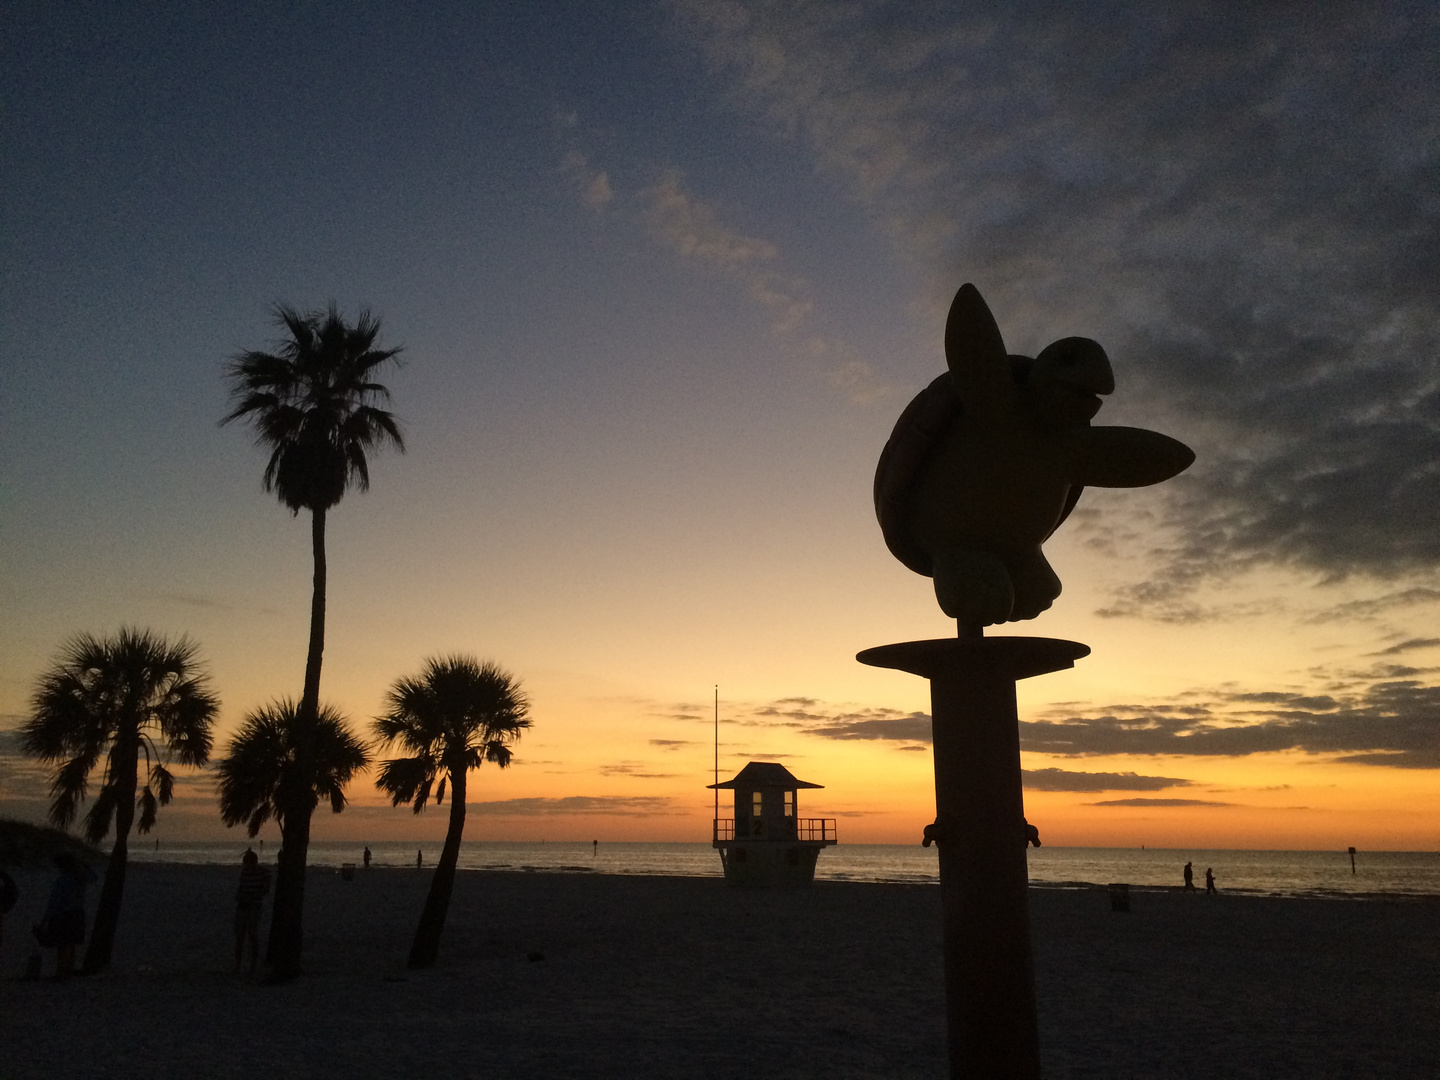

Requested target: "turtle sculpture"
[{"left": 875, "top": 282, "right": 1195, "bottom": 629}]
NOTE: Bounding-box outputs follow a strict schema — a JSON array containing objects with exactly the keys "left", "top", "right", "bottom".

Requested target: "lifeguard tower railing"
[{"left": 713, "top": 818, "right": 837, "bottom": 843}]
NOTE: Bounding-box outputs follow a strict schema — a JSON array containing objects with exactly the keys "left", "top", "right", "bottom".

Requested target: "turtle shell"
[
  {"left": 874, "top": 361, "right": 1085, "bottom": 578},
  {"left": 873, "top": 371, "right": 962, "bottom": 576}
]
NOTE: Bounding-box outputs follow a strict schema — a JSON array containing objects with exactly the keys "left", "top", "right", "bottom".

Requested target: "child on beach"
[{"left": 233, "top": 848, "right": 271, "bottom": 975}]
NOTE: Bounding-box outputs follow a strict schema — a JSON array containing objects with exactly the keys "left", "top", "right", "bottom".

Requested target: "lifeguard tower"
[{"left": 710, "top": 761, "right": 837, "bottom": 885}]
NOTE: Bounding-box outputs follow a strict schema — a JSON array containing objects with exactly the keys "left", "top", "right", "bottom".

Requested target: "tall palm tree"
[
  {"left": 374, "top": 657, "right": 530, "bottom": 968},
  {"left": 222, "top": 304, "right": 401, "bottom": 978},
  {"left": 216, "top": 699, "right": 369, "bottom": 980},
  {"left": 222, "top": 303, "right": 404, "bottom": 734},
  {"left": 23, "top": 629, "right": 218, "bottom": 974}
]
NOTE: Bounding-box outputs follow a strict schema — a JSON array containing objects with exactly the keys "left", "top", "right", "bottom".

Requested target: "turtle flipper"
[
  {"left": 1009, "top": 550, "right": 1062, "bottom": 621},
  {"left": 932, "top": 548, "right": 1014, "bottom": 626},
  {"left": 944, "top": 284, "right": 1015, "bottom": 422}
]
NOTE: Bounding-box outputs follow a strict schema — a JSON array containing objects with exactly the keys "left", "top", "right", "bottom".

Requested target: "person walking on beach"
[
  {"left": 34, "top": 852, "right": 95, "bottom": 977},
  {"left": 416, "top": 848, "right": 423, "bottom": 869},
  {"left": 233, "top": 848, "right": 271, "bottom": 975},
  {"left": 1205, "top": 867, "right": 1217, "bottom": 894},
  {"left": 363, "top": 846, "right": 372, "bottom": 868},
  {"left": 1183, "top": 861, "right": 1195, "bottom": 890}
]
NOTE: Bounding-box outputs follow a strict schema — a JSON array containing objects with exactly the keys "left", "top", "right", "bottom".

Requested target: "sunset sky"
[{"left": 3, "top": 2, "right": 1437, "bottom": 850}]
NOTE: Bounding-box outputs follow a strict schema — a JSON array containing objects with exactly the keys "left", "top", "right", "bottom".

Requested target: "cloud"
[
  {"left": 1368, "top": 638, "right": 1440, "bottom": 657},
  {"left": 1021, "top": 768, "right": 1192, "bottom": 793},
  {"left": 644, "top": 169, "right": 813, "bottom": 331},
  {"left": 672, "top": 2, "right": 1440, "bottom": 609},
  {"left": 1089, "top": 798, "right": 1233, "bottom": 808},
  {"left": 793, "top": 706, "right": 932, "bottom": 743},
  {"left": 598, "top": 761, "right": 680, "bottom": 779},
  {"left": 467, "top": 796, "right": 679, "bottom": 817},
  {"left": 560, "top": 150, "right": 614, "bottom": 212},
  {"left": 648, "top": 739, "right": 695, "bottom": 749},
  {"left": 1023, "top": 679, "right": 1440, "bottom": 768}
]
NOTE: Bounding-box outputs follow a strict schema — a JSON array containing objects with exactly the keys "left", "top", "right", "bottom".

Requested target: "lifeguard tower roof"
[{"left": 707, "top": 761, "right": 823, "bottom": 790}]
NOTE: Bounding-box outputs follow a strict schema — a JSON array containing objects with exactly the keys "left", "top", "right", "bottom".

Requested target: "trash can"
[
  {"left": 341, "top": 862, "right": 356, "bottom": 881},
  {"left": 1108, "top": 882, "right": 1130, "bottom": 912}
]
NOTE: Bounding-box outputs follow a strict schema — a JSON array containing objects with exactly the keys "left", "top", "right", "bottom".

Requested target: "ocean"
[{"left": 132, "top": 840, "right": 1440, "bottom": 899}]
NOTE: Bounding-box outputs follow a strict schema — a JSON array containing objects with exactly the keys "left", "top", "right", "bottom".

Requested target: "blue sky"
[{"left": 3, "top": 2, "right": 1437, "bottom": 846}]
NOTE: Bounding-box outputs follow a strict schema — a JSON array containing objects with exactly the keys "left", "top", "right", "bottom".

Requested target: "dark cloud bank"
[
  {"left": 776, "top": 675, "right": 1439, "bottom": 771},
  {"left": 678, "top": 2, "right": 1440, "bottom": 616}
]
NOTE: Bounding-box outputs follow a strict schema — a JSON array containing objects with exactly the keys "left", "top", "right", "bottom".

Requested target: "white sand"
[{"left": 1, "top": 862, "right": 1436, "bottom": 1078}]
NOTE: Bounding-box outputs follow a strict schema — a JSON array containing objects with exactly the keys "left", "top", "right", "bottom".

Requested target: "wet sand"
[{"left": 2, "top": 863, "right": 1436, "bottom": 1078}]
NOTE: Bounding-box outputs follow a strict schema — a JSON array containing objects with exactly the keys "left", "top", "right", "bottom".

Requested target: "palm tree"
[
  {"left": 216, "top": 699, "right": 369, "bottom": 980},
  {"left": 23, "top": 629, "right": 218, "bottom": 974},
  {"left": 221, "top": 302, "right": 404, "bottom": 748},
  {"left": 374, "top": 657, "right": 530, "bottom": 968}
]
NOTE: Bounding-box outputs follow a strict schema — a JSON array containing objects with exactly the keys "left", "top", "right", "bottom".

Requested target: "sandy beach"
[{"left": 2, "top": 862, "right": 1436, "bottom": 1079}]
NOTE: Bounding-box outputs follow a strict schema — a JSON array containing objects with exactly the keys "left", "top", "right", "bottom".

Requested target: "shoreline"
[{"left": 3, "top": 862, "right": 1437, "bottom": 1078}]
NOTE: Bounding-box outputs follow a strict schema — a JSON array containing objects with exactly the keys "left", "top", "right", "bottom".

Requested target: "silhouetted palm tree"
[
  {"left": 23, "top": 629, "right": 218, "bottom": 973},
  {"left": 374, "top": 657, "right": 530, "bottom": 968},
  {"left": 216, "top": 699, "right": 369, "bottom": 980},
  {"left": 222, "top": 304, "right": 401, "bottom": 978},
  {"left": 222, "top": 303, "right": 404, "bottom": 730}
]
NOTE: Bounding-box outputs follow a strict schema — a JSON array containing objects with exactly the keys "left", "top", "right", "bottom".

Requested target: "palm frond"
[
  {"left": 151, "top": 763, "right": 176, "bottom": 805},
  {"left": 137, "top": 785, "right": 158, "bottom": 833},
  {"left": 223, "top": 303, "right": 405, "bottom": 514},
  {"left": 82, "top": 783, "right": 119, "bottom": 845},
  {"left": 23, "top": 628, "right": 216, "bottom": 837}
]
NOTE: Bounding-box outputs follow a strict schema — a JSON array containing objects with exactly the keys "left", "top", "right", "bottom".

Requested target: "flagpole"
[{"left": 713, "top": 685, "right": 719, "bottom": 835}]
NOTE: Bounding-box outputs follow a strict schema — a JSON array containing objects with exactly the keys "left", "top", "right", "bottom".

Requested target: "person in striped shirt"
[{"left": 233, "top": 848, "right": 271, "bottom": 976}]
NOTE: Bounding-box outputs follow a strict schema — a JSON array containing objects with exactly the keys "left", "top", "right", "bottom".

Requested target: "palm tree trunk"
[
  {"left": 301, "top": 505, "right": 327, "bottom": 721},
  {"left": 82, "top": 740, "right": 138, "bottom": 974},
  {"left": 264, "top": 503, "right": 326, "bottom": 981},
  {"left": 265, "top": 803, "right": 312, "bottom": 981},
  {"left": 408, "top": 767, "right": 467, "bottom": 968}
]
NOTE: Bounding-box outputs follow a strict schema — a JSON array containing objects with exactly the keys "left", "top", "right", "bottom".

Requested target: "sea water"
[{"left": 132, "top": 840, "right": 1440, "bottom": 899}]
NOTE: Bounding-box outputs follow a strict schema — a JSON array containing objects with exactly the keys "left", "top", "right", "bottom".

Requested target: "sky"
[{"left": 2, "top": 1, "right": 1437, "bottom": 850}]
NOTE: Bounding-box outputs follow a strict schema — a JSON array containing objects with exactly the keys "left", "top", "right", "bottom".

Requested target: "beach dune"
[{"left": 2, "top": 862, "right": 1435, "bottom": 1078}]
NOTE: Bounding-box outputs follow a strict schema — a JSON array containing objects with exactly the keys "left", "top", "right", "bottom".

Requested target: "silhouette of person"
[
  {"left": 363, "top": 846, "right": 372, "bottom": 869},
  {"left": 416, "top": 848, "right": 423, "bottom": 869},
  {"left": 0, "top": 867, "right": 17, "bottom": 949},
  {"left": 1205, "top": 867, "right": 1217, "bottom": 894},
  {"left": 233, "top": 848, "right": 271, "bottom": 975},
  {"left": 35, "top": 852, "right": 95, "bottom": 977},
  {"left": 593, "top": 839, "right": 598, "bottom": 856},
  {"left": 1183, "top": 861, "right": 1195, "bottom": 890}
]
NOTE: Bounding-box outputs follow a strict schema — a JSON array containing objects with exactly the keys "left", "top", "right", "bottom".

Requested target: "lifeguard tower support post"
[{"left": 710, "top": 761, "right": 837, "bottom": 886}]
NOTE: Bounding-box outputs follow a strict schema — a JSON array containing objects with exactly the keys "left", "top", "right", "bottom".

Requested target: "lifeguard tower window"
[
  {"left": 784, "top": 791, "right": 795, "bottom": 817},
  {"left": 752, "top": 792, "right": 763, "bottom": 817}
]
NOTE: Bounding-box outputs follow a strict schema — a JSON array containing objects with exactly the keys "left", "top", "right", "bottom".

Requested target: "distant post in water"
[
  {"left": 860, "top": 283, "right": 1193, "bottom": 1077},
  {"left": 1348, "top": 846, "right": 1357, "bottom": 875}
]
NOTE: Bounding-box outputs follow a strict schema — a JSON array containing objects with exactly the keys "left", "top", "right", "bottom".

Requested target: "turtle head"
[{"left": 1026, "top": 336, "right": 1113, "bottom": 427}]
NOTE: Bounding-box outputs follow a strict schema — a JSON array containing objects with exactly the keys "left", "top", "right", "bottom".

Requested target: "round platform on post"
[
  {"left": 858, "top": 635, "right": 1088, "bottom": 1079},
  {"left": 856, "top": 635, "right": 1090, "bottom": 681}
]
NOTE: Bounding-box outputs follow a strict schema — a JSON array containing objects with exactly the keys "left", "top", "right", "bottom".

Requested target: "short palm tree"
[
  {"left": 221, "top": 302, "right": 403, "bottom": 748},
  {"left": 374, "top": 657, "right": 531, "bottom": 968},
  {"left": 23, "top": 629, "right": 218, "bottom": 974},
  {"left": 216, "top": 699, "right": 369, "bottom": 980}
]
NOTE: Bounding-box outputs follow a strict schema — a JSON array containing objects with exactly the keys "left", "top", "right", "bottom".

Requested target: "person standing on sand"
[
  {"left": 35, "top": 852, "right": 95, "bottom": 977},
  {"left": 1205, "top": 867, "right": 1217, "bottom": 894},
  {"left": 416, "top": 848, "right": 423, "bottom": 869},
  {"left": 363, "top": 846, "right": 372, "bottom": 868},
  {"left": 1183, "top": 861, "right": 1195, "bottom": 890},
  {"left": 233, "top": 848, "right": 271, "bottom": 975},
  {"left": 0, "top": 868, "right": 17, "bottom": 949}
]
